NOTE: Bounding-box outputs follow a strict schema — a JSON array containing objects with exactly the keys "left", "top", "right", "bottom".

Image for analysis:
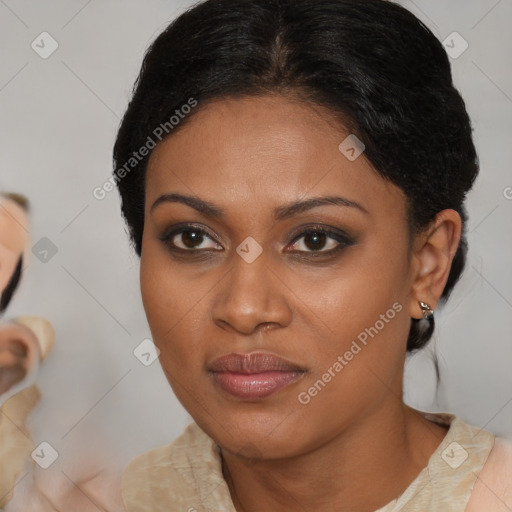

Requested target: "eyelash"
[{"left": 158, "top": 223, "right": 355, "bottom": 259}]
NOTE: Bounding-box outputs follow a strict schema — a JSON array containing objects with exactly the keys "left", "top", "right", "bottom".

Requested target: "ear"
[{"left": 409, "top": 209, "right": 462, "bottom": 320}]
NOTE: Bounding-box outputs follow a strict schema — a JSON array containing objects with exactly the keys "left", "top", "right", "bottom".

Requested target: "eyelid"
[
  {"left": 159, "top": 223, "right": 222, "bottom": 250},
  {"left": 286, "top": 224, "right": 354, "bottom": 252},
  {"left": 160, "top": 222, "right": 354, "bottom": 255},
  {"left": 288, "top": 223, "right": 352, "bottom": 241}
]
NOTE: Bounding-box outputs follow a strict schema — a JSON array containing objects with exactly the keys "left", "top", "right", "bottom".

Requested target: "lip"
[{"left": 208, "top": 352, "right": 306, "bottom": 399}]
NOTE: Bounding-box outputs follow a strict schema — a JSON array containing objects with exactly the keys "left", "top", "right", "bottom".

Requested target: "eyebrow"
[{"left": 151, "top": 193, "right": 368, "bottom": 221}]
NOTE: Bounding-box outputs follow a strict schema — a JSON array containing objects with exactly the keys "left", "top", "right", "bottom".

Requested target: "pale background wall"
[{"left": 0, "top": 0, "right": 511, "bottom": 478}]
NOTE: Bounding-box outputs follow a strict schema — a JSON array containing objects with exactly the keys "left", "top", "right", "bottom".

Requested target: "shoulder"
[
  {"left": 123, "top": 421, "right": 214, "bottom": 475},
  {"left": 466, "top": 436, "right": 512, "bottom": 511},
  {"left": 121, "top": 422, "right": 220, "bottom": 511}
]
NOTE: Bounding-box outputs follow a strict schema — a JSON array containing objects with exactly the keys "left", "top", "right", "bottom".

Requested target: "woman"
[{"left": 113, "top": 0, "right": 512, "bottom": 510}]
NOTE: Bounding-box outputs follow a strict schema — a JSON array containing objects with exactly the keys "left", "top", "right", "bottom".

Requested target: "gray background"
[{"left": 1, "top": 0, "right": 511, "bottom": 478}]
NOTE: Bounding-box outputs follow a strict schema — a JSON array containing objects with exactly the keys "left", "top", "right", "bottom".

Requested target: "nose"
[{"left": 211, "top": 249, "right": 292, "bottom": 335}]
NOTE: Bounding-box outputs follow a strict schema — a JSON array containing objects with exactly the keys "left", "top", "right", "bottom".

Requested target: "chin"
[{"left": 196, "top": 402, "right": 312, "bottom": 460}]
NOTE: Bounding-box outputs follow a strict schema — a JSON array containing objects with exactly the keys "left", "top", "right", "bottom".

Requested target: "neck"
[{"left": 221, "top": 401, "right": 448, "bottom": 512}]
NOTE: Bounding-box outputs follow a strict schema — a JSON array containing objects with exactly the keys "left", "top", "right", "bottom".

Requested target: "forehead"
[{"left": 145, "top": 95, "right": 406, "bottom": 223}]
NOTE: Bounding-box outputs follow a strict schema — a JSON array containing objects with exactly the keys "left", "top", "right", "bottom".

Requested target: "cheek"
[
  {"left": 300, "top": 239, "right": 409, "bottom": 340},
  {"left": 290, "top": 270, "right": 409, "bottom": 440},
  {"left": 292, "top": 270, "right": 409, "bottom": 388},
  {"left": 291, "top": 231, "right": 412, "bottom": 399},
  {"left": 139, "top": 245, "right": 210, "bottom": 367}
]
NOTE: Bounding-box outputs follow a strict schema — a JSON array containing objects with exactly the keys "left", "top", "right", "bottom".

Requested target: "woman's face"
[{"left": 141, "top": 94, "right": 418, "bottom": 459}]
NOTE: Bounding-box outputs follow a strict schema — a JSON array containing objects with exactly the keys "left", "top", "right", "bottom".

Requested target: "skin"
[{"left": 140, "top": 94, "right": 462, "bottom": 512}]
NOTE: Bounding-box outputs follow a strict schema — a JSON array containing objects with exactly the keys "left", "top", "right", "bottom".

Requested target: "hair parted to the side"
[{"left": 113, "top": 0, "right": 479, "bottom": 352}]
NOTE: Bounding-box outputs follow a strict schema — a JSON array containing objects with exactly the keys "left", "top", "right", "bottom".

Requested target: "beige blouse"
[{"left": 121, "top": 411, "right": 512, "bottom": 511}]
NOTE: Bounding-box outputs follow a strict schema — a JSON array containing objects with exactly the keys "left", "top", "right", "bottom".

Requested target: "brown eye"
[
  {"left": 179, "top": 229, "right": 206, "bottom": 249},
  {"left": 160, "top": 225, "right": 222, "bottom": 252},
  {"left": 288, "top": 227, "right": 352, "bottom": 254},
  {"left": 303, "top": 231, "right": 328, "bottom": 251}
]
